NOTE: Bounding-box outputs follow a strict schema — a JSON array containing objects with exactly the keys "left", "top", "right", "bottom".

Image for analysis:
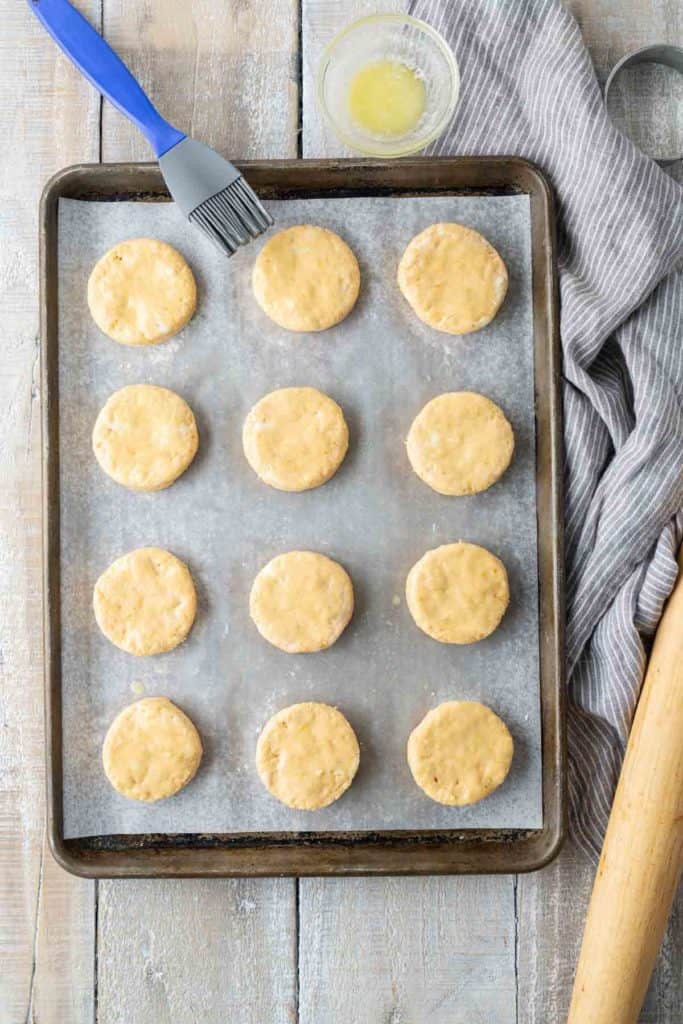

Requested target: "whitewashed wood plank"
[
  {"left": 301, "top": 0, "right": 405, "bottom": 157},
  {"left": 31, "top": 840, "right": 96, "bottom": 1024},
  {"left": 97, "top": 879, "right": 297, "bottom": 1024},
  {"left": 96, "top": 3, "right": 299, "bottom": 1022},
  {"left": 568, "top": 0, "right": 682, "bottom": 182},
  {"left": 101, "top": 0, "right": 299, "bottom": 162},
  {"left": 299, "top": 876, "right": 516, "bottom": 1024},
  {"left": 567, "top": 0, "right": 680, "bottom": 82},
  {"left": 0, "top": 2, "right": 100, "bottom": 1022},
  {"left": 517, "top": 839, "right": 683, "bottom": 1024},
  {"left": 516, "top": 842, "right": 593, "bottom": 1024}
]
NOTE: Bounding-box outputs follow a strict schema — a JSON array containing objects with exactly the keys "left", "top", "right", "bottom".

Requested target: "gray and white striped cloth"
[{"left": 411, "top": 0, "right": 683, "bottom": 860}]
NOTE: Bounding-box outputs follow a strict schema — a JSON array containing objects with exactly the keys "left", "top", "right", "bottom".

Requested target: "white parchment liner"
[{"left": 58, "top": 193, "right": 541, "bottom": 837}]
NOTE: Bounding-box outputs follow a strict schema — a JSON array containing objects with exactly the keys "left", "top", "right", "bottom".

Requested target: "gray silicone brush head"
[{"left": 159, "top": 137, "right": 272, "bottom": 255}]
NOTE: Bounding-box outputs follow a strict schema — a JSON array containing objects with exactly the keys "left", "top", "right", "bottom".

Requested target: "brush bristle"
[{"left": 189, "top": 177, "right": 273, "bottom": 256}]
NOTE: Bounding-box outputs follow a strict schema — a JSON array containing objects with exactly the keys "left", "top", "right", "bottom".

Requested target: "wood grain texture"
[
  {"left": 299, "top": 876, "right": 517, "bottom": 1024},
  {"left": 568, "top": 549, "right": 683, "bottom": 1024},
  {"left": 566, "top": 0, "right": 681, "bottom": 82},
  {"left": 101, "top": 0, "right": 299, "bottom": 161},
  {"left": 31, "top": 842, "right": 96, "bottom": 1024},
  {"left": 97, "top": 879, "right": 297, "bottom": 1024},
  {"left": 0, "top": 2, "right": 99, "bottom": 1022},
  {"left": 567, "top": 0, "right": 683, "bottom": 182},
  {"left": 301, "top": 0, "right": 406, "bottom": 157},
  {"left": 517, "top": 840, "right": 683, "bottom": 1024},
  {"left": 517, "top": 842, "right": 594, "bottom": 1024}
]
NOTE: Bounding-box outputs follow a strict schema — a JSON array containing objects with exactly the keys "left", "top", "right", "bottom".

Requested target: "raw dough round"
[
  {"left": 256, "top": 701, "right": 360, "bottom": 809},
  {"left": 252, "top": 225, "right": 360, "bottom": 332},
  {"left": 407, "top": 700, "right": 513, "bottom": 805},
  {"left": 102, "top": 697, "right": 202, "bottom": 802},
  {"left": 87, "top": 238, "right": 197, "bottom": 346},
  {"left": 397, "top": 223, "right": 508, "bottom": 335},
  {"left": 249, "top": 550, "right": 354, "bottom": 653},
  {"left": 94, "top": 547, "right": 197, "bottom": 656},
  {"left": 242, "top": 386, "right": 349, "bottom": 492},
  {"left": 407, "top": 391, "right": 514, "bottom": 495},
  {"left": 406, "top": 542, "right": 509, "bottom": 644},
  {"left": 93, "top": 384, "right": 199, "bottom": 492}
]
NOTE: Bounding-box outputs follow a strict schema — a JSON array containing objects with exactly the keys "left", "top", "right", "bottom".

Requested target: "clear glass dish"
[{"left": 316, "top": 13, "right": 460, "bottom": 158}]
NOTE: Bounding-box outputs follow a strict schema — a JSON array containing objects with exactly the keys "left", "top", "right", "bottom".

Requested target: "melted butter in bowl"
[
  {"left": 348, "top": 59, "right": 427, "bottom": 138},
  {"left": 317, "top": 13, "right": 459, "bottom": 158}
]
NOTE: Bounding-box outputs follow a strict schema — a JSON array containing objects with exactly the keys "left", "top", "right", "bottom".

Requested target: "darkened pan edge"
[{"left": 40, "top": 157, "right": 566, "bottom": 877}]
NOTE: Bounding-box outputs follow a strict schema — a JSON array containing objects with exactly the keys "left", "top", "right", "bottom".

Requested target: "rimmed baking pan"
[{"left": 41, "top": 157, "right": 564, "bottom": 876}]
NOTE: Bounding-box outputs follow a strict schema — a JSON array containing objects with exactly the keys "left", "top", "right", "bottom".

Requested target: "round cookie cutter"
[{"left": 604, "top": 44, "right": 683, "bottom": 166}]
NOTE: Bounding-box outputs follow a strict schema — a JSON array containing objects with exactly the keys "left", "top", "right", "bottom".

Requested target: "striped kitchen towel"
[{"left": 410, "top": 0, "right": 683, "bottom": 860}]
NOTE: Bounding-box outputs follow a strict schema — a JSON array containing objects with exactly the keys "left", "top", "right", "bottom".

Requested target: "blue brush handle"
[{"left": 29, "top": 0, "right": 185, "bottom": 157}]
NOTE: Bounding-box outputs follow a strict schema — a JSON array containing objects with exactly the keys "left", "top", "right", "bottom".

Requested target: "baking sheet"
[{"left": 58, "top": 192, "right": 541, "bottom": 838}]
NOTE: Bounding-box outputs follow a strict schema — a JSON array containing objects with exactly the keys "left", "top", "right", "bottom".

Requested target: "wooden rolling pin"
[{"left": 567, "top": 546, "right": 683, "bottom": 1024}]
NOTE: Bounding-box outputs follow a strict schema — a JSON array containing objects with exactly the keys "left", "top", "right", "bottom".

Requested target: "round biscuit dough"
[
  {"left": 406, "top": 542, "right": 509, "bottom": 644},
  {"left": 407, "top": 701, "right": 513, "bottom": 805},
  {"left": 252, "top": 225, "right": 360, "bottom": 332},
  {"left": 93, "top": 384, "right": 199, "bottom": 492},
  {"left": 102, "top": 697, "right": 202, "bottom": 802},
  {"left": 242, "top": 386, "right": 348, "bottom": 492},
  {"left": 397, "top": 223, "right": 508, "bottom": 335},
  {"left": 256, "top": 702, "right": 360, "bottom": 809},
  {"left": 94, "top": 547, "right": 197, "bottom": 656},
  {"left": 87, "top": 238, "right": 197, "bottom": 346},
  {"left": 250, "top": 551, "right": 354, "bottom": 653},
  {"left": 407, "top": 391, "right": 514, "bottom": 495}
]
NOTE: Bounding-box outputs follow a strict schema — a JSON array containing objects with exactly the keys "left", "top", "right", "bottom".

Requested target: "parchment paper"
[{"left": 58, "top": 192, "right": 541, "bottom": 837}]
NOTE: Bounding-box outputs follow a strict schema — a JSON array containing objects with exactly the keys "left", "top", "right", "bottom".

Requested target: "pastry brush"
[{"left": 29, "top": 0, "right": 273, "bottom": 255}]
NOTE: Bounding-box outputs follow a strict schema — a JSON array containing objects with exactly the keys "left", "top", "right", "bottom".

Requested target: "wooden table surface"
[{"left": 1, "top": 2, "right": 681, "bottom": 1021}]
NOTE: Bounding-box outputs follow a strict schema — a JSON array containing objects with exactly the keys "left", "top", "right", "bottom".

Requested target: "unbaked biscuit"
[
  {"left": 407, "top": 391, "right": 514, "bottom": 495},
  {"left": 256, "top": 701, "right": 360, "bottom": 809},
  {"left": 242, "top": 386, "right": 348, "bottom": 492},
  {"left": 249, "top": 550, "right": 354, "bottom": 653},
  {"left": 102, "top": 697, "right": 202, "bottom": 802},
  {"left": 93, "top": 384, "right": 199, "bottom": 492},
  {"left": 397, "top": 223, "right": 508, "bottom": 335},
  {"left": 252, "top": 225, "right": 360, "bottom": 332},
  {"left": 87, "top": 238, "right": 197, "bottom": 346},
  {"left": 94, "top": 547, "right": 197, "bottom": 656},
  {"left": 406, "top": 542, "right": 509, "bottom": 644},
  {"left": 407, "top": 700, "right": 513, "bottom": 805}
]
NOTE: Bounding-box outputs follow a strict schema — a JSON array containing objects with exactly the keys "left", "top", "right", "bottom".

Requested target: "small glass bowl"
[{"left": 316, "top": 13, "right": 459, "bottom": 158}]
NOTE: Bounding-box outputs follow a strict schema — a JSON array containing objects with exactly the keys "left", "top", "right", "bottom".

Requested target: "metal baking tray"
[{"left": 41, "top": 158, "right": 565, "bottom": 876}]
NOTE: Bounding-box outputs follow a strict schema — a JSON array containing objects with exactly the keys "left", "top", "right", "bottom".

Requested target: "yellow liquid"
[{"left": 347, "top": 60, "right": 426, "bottom": 137}]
